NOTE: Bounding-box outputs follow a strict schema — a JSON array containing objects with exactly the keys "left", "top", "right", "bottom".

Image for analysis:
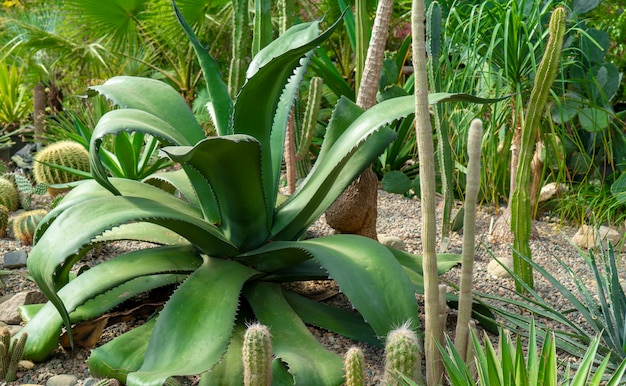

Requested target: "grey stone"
[
  {"left": 378, "top": 234, "right": 407, "bottom": 251},
  {"left": 46, "top": 374, "right": 78, "bottom": 386},
  {"left": 3, "top": 250, "right": 27, "bottom": 269},
  {"left": 0, "top": 291, "right": 47, "bottom": 324}
]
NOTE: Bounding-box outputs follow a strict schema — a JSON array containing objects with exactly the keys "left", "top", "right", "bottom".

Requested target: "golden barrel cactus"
[{"left": 33, "top": 141, "right": 90, "bottom": 195}]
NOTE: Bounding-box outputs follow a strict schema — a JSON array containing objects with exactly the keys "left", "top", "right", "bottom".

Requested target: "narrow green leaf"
[{"left": 172, "top": 0, "right": 232, "bottom": 136}]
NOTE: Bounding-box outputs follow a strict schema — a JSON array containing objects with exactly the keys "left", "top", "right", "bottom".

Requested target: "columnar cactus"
[
  {"left": 383, "top": 324, "right": 421, "bottom": 386},
  {"left": 242, "top": 323, "right": 272, "bottom": 386},
  {"left": 0, "top": 205, "right": 8, "bottom": 238},
  {"left": 344, "top": 346, "right": 365, "bottom": 386},
  {"left": 5, "top": 331, "right": 27, "bottom": 382},
  {"left": 12, "top": 209, "right": 47, "bottom": 245},
  {"left": 0, "top": 177, "right": 18, "bottom": 211},
  {"left": 0, "top": 327, "right": 27, "bottom": 382},
  {"left": 32, "top": 140, "right": 90, "bottom": 195}
]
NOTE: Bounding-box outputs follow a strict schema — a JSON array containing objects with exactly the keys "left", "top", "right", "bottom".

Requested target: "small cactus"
[
  {"left": 12, "top": 209, "right": 47, "bottom": 245},
  {"left": 32, "top": 140, "right": 90, "bottom": 195},
  {"left": 0, "top": 328, "right": 27, "bottom": 382},
  {"left": 0, "top": 205, "right": 8, "bottom": 238},
  {"left": 0, "top": 177, "right": 18, "bottom": 211},
  {"left": 383, "top": 323, "right": 421, "bottom": 386},
  {"left": 344, "top": 346, "right": 365, "bottom": 386},
  {"left": 243, "top": 323, "right": 272, "bottom": 386}
]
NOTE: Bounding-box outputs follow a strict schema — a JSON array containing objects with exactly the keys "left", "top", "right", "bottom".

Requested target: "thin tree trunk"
[{"left": 325, "top": 0, "right": 394, "bottom": 240}]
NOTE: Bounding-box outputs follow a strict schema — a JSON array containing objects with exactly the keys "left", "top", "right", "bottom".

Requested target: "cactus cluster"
[
  {"left": 12, "top": 209, "right": 47, "bottom": 245},
  {"left": 0, "top": 177, "right": 18, "bottom": 212},
  {"left": 0, "top": 328, "right": 28, "bottom": 382},
  {"left": 32, "top": 140, "right": 90, "bottom": 195},
  {"left": 241, "top": 323, "right": 422, "bottom": 386}
]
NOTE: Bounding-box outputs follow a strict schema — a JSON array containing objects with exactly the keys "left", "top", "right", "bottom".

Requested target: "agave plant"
[{"left": 16, "top": 4, "right": 462, "bottom": 386}]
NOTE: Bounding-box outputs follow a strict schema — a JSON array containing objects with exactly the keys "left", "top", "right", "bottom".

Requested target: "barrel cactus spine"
[
  {"left": 0, "top": 177, "right": 18, "bottom": 211},
  {"left": 12, "top": 209, "right": 47, "bottom": 245},
  {"left": 32, "top": 140, "right": 90, "bottom": 196},
  {"left": 0, "top": 205, "right": 8, "bottom": 238}
]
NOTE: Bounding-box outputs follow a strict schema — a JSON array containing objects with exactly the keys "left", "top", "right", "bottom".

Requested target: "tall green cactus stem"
[
  {"left": 5, "top": 331, "right": 27, "bottom": 382},
  {"left": 32, "top": 140, "right": 90, "bottom": 195},
  {"left": 343, "top": 346, "right": 365, "bottom": 386},
  {"left": 242, "top": 323, "right": 272, "bottom": 386},
  {"left": 278, "top": 0, "right": 294, "bottom": 35},
  {"left": 383, "top": 324, "right": 421, "bottom": 386},
  {"left": 454, "top": 118, "right": 483, "bottom": 361},
  {"left": 296, "top": 76, "right": 324, "bottom": 178},
  {"left": 511, "top": 6, "right": 566, "bottom": 292},
  {"left": 12, "top": 209, "right": 47, "bottom": 245},
  {"left": 0, "top": 177, "right": 18, "bottom": 212},
  {"left": 0, "top": 205, "right": 8, "bottom": 238},
  {"left": 354, "top": 0, "right": 370, "bottom": 94},
  {"left": 413, "top": 0, "right": 443, "bottom": 383},
  {"left": 228, "top": 0, "right": 250, "bottom": 97},
  {"left": 252, "top": 0, "right": 272, "bottom": 56},
  {"left": 426, "top": 2, "right": 454, "bottom": 250}
]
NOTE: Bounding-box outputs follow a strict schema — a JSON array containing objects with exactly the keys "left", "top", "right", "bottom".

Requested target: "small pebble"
[{"left": 46, "top": 374, "right": 78, "bottom": 386}]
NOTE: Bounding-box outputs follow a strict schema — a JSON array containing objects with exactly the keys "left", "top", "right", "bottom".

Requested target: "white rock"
[
  {"left": 378, "top": 234, "right": 407, "bottom": 251},
  {"left": 572, "top": 225, "right": 623, "bottom": 250},
  {"left": 538, "top": 182, "right": 568, "bottom": 202},
  {"left": 487, "top": 257, "right": 514, "bottom": 278}
]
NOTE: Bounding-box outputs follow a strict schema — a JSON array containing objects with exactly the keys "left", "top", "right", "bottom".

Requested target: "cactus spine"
[
  {"left": 0, "top": 205, "right": 8, "bottom": 238},
  {"left": 510, "top": 6, "right": 567, "bottom": 291},
  {"left": 0, "top": 328, "right": 27, "bottom": 382},
  {"left": 0, "top": 177, "right": 18, "bottom": 211},
  {"left": 32, "top": 140, "right": 90, "bottom": 195},
  {"left": 454, "top": 119, "right": 483, "bottom": 360},
  {"left": 344, "top": 346, "right": 365, "bottom": 386},
  {"left": 383, "top": 324, "right": 421, "bottom": 386},
  {"left": 12, "top": 209, "right": 47, "bottom": 245},
  {"left": 243, "top": 323, "right": 272, "bottom": 386}
]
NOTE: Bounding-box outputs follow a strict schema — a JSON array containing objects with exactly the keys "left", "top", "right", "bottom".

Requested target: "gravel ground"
[{"left": 0, "top": 189, "right": 622, "bottom": 385}]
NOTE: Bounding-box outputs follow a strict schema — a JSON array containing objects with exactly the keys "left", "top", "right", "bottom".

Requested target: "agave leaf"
[
  {"left": 127, "top": 257, "right": 258, "bottom": 386},
  {"left": 142, "top": 169, "right": 199, "bottom": 206},
  {"left": 198, "top": 324, "right": 245, "bottom": 386},
  {"left": 233, "top": 17, "right": 343, "bottom": 213},
  {"left": 244, "top": 282, "right": 344, "bottom": 386},
  {"left": 282, "top": 289, "right": 380, "bottom": 346},
  {"left": 245, "top": 235, "right": 419, "bottom": 337},
  {"left": 88, "top": 107, "right": 202, "bottom": 195},
  {"left": 21, "top": 246, "right": 200, "bottom": 361},
  {"left": 172, "top": 0, "right": 232, "bottom": 136},
  {"left": 162, "top": 135, "right": 269, "bottom": 250},
  {"left": 28, "top": 195, "right": 239, "bottom": 350},
  {"left": 89, "top": 76, "right": 205, "bottom": 144},
  {"left": 89, "top": 318, "right": 156, "bottom": 382},
  {"left": 272, "top": 96, "right": 402, "bottom": 240}
]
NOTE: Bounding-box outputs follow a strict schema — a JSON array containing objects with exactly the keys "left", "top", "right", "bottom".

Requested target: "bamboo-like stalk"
[
  {"left": 412, "top": 0, "right": 443, "bottom": 383},
  {"left": 454, "top": 118, "right": 483, "bottom": 361},
  {"left": 511, "top": 6, "right": 566, "bottom": 292}
]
